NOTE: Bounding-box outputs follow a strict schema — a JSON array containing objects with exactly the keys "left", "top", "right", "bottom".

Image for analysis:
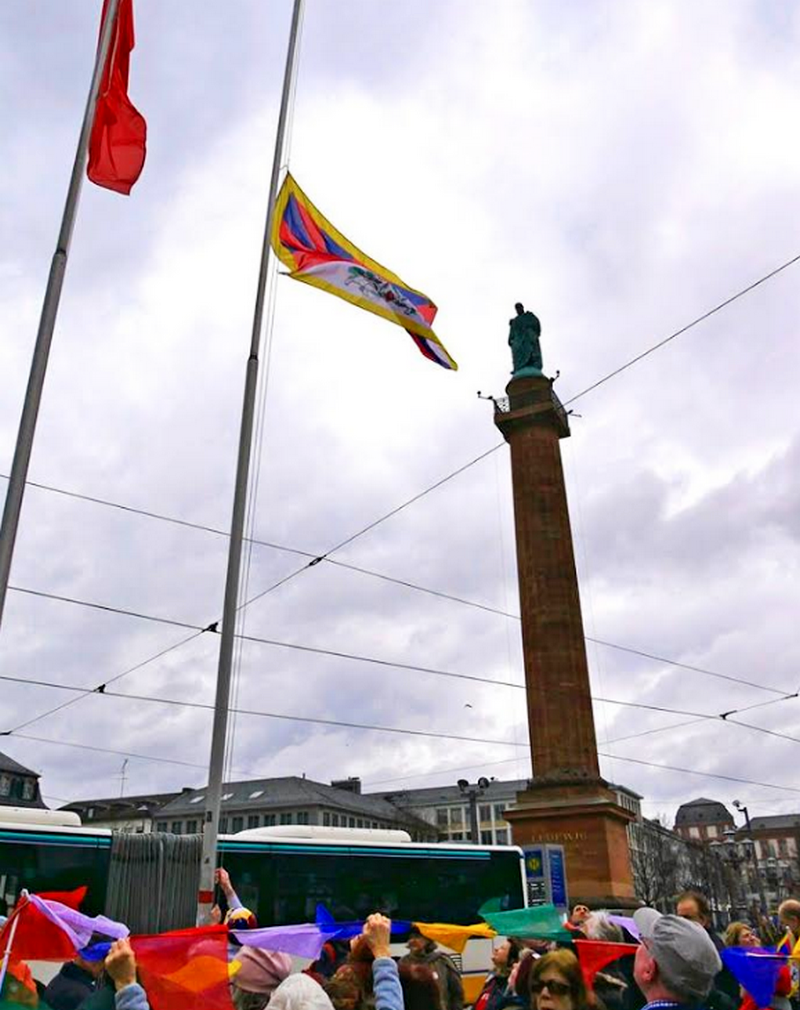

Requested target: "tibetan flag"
[
  {"left": 131, "top": 925, "right": 233, "bottom": 1010},
  {"left": 271, "top": 173, "right": 457, "bottom": 370},
  {"left": 87, "top": 0, "right": 147, "bottom": 194}
]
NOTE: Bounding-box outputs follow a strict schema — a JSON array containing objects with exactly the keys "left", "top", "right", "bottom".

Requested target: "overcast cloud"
[{"left": 2, "top": 0, "right": 800, "bottom": 829}]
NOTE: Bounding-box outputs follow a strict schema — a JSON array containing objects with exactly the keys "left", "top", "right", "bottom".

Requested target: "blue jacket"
[
  {"left": 115, "top": 985, "right": 150, "bottom": 1010},
  {"left": 373, "top": 958, "right": 403, "bottom": 1010}
]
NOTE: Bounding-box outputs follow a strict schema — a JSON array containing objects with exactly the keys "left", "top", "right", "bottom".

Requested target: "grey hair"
[{"left": 583, "top": 912, "right": 623, "bottom": 943}]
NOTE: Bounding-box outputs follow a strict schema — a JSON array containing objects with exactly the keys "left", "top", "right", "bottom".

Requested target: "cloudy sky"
[{"left": 2, "top": 0, "right": 800, "bottom": 832}]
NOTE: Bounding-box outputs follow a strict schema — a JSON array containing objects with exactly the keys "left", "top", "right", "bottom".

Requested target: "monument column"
[{"left": 494, "top": 305, "right": 636, "bottom": 906}]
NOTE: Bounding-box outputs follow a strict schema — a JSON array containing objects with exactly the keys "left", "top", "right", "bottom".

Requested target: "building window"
[
  {"left": 297, "top": 812, "right": 310, "bottom": 825},
  {"left": 436, "top": 808, "right": 448, "bottom": 828},
  {"left": 480, "top": 804, "right": 491, "bottom": 823},
  {"left": 372, "top": 821, "right": 378, "bottom": 829},
  {"left": 280, "top": 812, "right": 293, "bottom": 825},
  {"left": 451, "top": 832, "right": 464, "bottom": 841},
  {"left": 496, "top": 828, "right": 509, "bottom": 845},
  {"left": 323, "top": 812, "right": 331, "bottom": 826},
  {"left": 450, "top": 808, "right": 464, "bottom": 827},
  {"left": 86, "top": 806, "right": 95, "bottom": 820},
  {"left": 349, "top": 817, "right": 356, "bottom": 828},
  {"left": 264, "top": 814, "right": 276, "bottom": 826},
  {"left": 779, "top": 838, "right": 790, "bottom": 858},
  {"left": 689, "top": 826, "right": 700, "bottom": 839},
  {"left": 706, "top": 825, "right": 718, "bottom": 838},
  {"left": 171, "top": 821, "right": 182, "bottom": 834},
  {"left": 247, "top": 815, "right": 260, "bottom": 829},
  {"left": 494, "top": 804, "right": 506, "bottom": 821},
  {"left": 22, "top": 780, "right": 35, "bottom": 800},
  {"left": 186, "top": 820, "right": 198, "bottom": 834},
  {"left": 480, "top": 830, "right": 493, "bottom": 845},
  {"left": 332, "top": 814, "right": 339, "bottom": 827},
  {"left": 219, "top": 817, "right": 228, "bottom": 833},
  {"left": 231, "top": 816, "right": 244, "bottom": 833},
  {"left": 356, "top": 819, "right": 364, "bottom": 828},
  {"left": 0, "top": 775, "right": 9, "bottom": 797},
  {"left": 156, "top": 822, "right": 168, "bottom": 832}
]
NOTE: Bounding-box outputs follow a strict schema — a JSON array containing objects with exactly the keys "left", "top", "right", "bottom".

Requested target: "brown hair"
[
  {"left": 677, "top": 891, "right": 711, "bottom": 921},
  {"left": 529, "top": 950, "right": 591, "bottom": 1010},
  {"left": 398, "top": 962, "right": 442, "bottom": 1010},
  {"left": 724, "top": 922, "right": 753, "bottom": 947}
]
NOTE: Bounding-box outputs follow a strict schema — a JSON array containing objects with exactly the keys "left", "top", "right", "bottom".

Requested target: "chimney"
[{"left": 331, "top": 777, "right": 361, "bottom": 795}]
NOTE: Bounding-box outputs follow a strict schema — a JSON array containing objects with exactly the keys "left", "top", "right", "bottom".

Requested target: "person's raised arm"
[
  {"left": 364, "top": 913, "right": 403, "bottom": 1010},
  {"left": 105, "top": 939, "right": 150, "bottom": 1010}
]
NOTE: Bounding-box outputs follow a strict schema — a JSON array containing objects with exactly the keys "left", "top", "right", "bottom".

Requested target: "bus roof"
[{"left": 0, "top": 807, "right": 85, "bottom": 828}]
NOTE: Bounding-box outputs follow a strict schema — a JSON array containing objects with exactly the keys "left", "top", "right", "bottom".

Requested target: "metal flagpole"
[
  {"left": 0, "top": 0, "right": 122, "bottom": 633},
  {"left": 196, "top": 0, "right": 306, "bottom": 926}
]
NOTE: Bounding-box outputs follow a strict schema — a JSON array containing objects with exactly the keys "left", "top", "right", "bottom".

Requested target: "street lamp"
[
  {"left": 733, "top": 800, "right": 768, "bottom": 917},
  {"left": 458, "top": 777, "right": 490, "bottom": 844}
]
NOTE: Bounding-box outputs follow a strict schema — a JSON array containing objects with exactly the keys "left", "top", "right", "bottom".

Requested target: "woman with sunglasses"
[{"left": 528, "top": 950, "right": 591, "bottom": 1010}]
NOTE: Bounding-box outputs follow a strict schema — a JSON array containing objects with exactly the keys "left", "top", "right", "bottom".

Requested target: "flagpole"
[
  {"left": 196, "top": 0, "right": 306, "bottom": 926},
  {"left": 0, "top": 0, "right": 122, "bottom": 633},
  {"left": 0, "top": 892, "right": 25, "bottom": 994}
]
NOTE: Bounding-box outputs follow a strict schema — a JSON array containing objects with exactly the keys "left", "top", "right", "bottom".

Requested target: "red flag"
[
  {"left": 37, "top": 886, "right": 88, "bottom": 910},
  {"left": 130, "top": 926, "right": 234, "bottom": 1010},
  {"left": 574, "top": 940, "right": 639, "bottom": 989},
  {"left": 87, "top": 0, "right": 147, "bottom": 194},
  {"left": 0, "top": 896, "right": 77, "bottom": 962}
]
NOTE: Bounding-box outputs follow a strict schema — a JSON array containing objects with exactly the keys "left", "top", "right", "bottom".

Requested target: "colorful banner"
[{"left": 271, "top": 173, "right": 457, "bottom": 370}]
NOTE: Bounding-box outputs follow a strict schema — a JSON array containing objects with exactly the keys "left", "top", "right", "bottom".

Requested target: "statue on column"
[{"left": 508, "top": 303, "right": 543, "bottom": 377}]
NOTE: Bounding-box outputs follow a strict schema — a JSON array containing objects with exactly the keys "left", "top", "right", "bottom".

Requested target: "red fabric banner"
[
  {"left": 0, "top": 896, "right": 77, "bottom": 962},
  {"left": 574, "top": 940, "right": 639, "bottom": 989},
  {"left": 87, "top": 0, "right": 146, "bottom": 194},
  {"left": 130, "top": 926, "right": 234, "bottom": 1010},
  {"left": 37, "top": 886, "right": 88, "bottom": 910}
]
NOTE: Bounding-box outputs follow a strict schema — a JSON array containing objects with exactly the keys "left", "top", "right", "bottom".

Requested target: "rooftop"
[
  {"left": 749, "top": 814, "right": 800, "bottom": 832},
  {"left": 369, "top": 779, "right": 528, "bottom": 806},
  {"left": 61, "top": 792, "right": 180, "bottom": 821},
  {"left": 675, "top": 797, "right": 734, "bottom": 827},
  {"left": 158, "top": 776, "right": 432, "bottom": 830},
  {"left": 0, "top": 751, "right": 40, "bottom": 777}
]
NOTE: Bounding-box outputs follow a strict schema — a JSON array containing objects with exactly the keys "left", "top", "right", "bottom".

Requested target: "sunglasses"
[{"left": 531, "top": 980, "right": 572, "bottom": 997}]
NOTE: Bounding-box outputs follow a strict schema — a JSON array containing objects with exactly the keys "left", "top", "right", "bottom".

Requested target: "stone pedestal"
[{"left": 494, "top": 374, "right": 636, "bottom": 906}]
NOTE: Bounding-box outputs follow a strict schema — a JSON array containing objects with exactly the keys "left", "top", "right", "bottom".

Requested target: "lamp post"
[
  {"left": 458, "top": 777, "right": 490, "bottom": 844},
  {"left": 734, "top": 800, "right": 768, "bottom": 918}
]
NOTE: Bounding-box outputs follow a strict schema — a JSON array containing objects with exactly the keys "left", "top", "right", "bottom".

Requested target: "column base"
[{"left": 505, "top": 779, "right": 640, "bottom": 908}]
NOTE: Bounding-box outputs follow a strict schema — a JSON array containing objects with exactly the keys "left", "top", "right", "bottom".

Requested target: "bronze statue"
[{"left": 508, "top": 302, "right": 543, "bottom": 376}]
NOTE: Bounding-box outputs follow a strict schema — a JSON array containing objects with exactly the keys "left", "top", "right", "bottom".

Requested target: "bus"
[{"left": 0, "top": 813, "right": 527, "bottom": 999}]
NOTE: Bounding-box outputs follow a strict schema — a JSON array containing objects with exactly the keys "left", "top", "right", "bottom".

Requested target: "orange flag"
[{"left": 131, "top": 925, "right": 234, "bottom": 1010}]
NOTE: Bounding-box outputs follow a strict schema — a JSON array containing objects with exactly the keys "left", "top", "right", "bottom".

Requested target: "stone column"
[{"left": 494, "top": 374, "right": 636, "bottom": 906}]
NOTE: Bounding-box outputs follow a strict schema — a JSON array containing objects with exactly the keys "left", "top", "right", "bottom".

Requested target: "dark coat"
[{"left": 43, "top": 963, "right": 97, "bottom": 1010}]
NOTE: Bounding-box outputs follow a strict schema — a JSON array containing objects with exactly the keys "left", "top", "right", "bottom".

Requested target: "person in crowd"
[
  {"left": 565, "top": 908, "right": 591, "bottom": 936},
  {"left": 398, "top": 963, "right": 441, "bottom": 1010},
  {"left": 632, "top": 907, "right": 721, "bottom": 1010},
  {"left": 778, "top": 902, "right": 800, "bottom": 946},
  {"left": 230, "top": 947, "right": 293, "bottom": 1010},
  {"left": 363, "top": 913, "right": 404, "bottom": 1010},
  {"left": 528, "top": 950, "right": 591, "bottom": 1010},
  {"left": 271, "top": 975, "right": 336, "bottom": 1010},
  {"left": 723, "top": 921, "right": 791, "bottom": 1010},
  {"left": 215, "top": 867, "right": 258, "bottom": 929},
  {"left": 723, "top": 923, "right": 760, "bottom": 949},
  {"left": 43, "top": 945, "right": 106, "bottom": 1010},
  {"left": 676, "top": 891, "right": 738, "bottom": 1009},
  {"left": 474, "top": 939, "right": 523, "bottom": 1010},
  {"left": 400, "top": 926, "right": 463, "bottom": 1010},
  {"left": 326, "top": 934, "right": 378, "bottom": 1010},
  {"left": 103, "top": 939, "right": 149, "bottom": 1010}
]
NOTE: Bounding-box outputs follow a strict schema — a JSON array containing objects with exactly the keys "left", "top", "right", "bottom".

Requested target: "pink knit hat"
[{"left": 232, "top": 947, "right": 293, "bottom": 995}]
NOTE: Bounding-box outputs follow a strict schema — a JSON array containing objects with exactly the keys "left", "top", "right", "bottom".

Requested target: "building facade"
[
  {"left": 152, "top": 776, "right": 436, "bottom": 840},
  {"left": 674, "top": 798, "right": 735, "bottom": 842},
  {"left": 0, "top": 751, "right": 45, "bottom": 809},
  {"left": 369, "top": 779, "right": 524, "bottom": 845},
  {"left": 61, "top": 792, "right": 180, "bottom": 833}
]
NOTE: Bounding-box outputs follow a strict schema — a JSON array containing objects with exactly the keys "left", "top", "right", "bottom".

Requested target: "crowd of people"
[{"left": 5, "top": 879, "right": 800, "bottom": 1010}]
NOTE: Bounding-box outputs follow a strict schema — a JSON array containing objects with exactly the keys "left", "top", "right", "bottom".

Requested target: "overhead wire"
[{"left": 562, "top": 252, "right": 800, "bottom": 406}]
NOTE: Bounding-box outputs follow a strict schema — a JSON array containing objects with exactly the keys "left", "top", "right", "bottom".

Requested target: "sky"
[{"left": 2, "top": 0, "right": 800, "bottom": 832}]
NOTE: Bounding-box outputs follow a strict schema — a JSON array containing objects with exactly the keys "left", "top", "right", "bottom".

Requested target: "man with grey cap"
[{"left": 633, "top": 907, "right": 722, "bottom": 1009}]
